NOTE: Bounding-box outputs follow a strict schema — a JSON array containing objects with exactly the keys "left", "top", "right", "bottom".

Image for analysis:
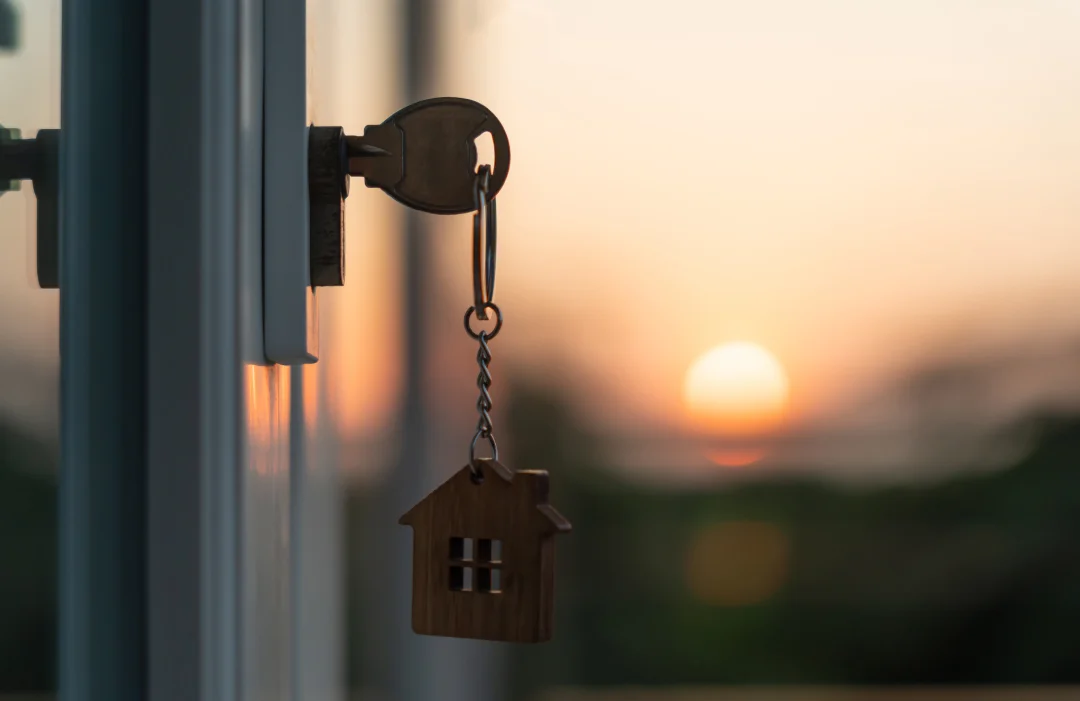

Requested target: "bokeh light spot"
[{"left": 684, "top": 521, "right": 790, "bottom": 606}]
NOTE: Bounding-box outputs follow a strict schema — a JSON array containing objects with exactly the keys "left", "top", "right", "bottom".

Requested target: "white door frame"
[
  {"left": 59, "top": 0, "right": 336, "bottom": 699},
  {"left": 144, "top": 0, "right": 249, "bottom": 697}
]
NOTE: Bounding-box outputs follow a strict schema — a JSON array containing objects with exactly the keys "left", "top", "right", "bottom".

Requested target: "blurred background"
[{"left": 5, "top": 0, "right": 1080, "bottom": 699}]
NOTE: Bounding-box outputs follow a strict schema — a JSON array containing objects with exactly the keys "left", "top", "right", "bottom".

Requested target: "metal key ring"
[
  {"left": 469, "top": 433, "right": 499, "bottom": 482},
  {"left": 472, "top": 165, "right": 496, "bottom": 320},
  {"left": 464, "top": 302, "right": 502, "bottom": 340},
  {"left": 486, "top": 196, "right": 497, "bottom": 298}
]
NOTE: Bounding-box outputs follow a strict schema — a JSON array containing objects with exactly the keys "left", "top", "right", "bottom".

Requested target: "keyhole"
[{"left": 474, "top": 131, "right": 496, "bottom": 174}]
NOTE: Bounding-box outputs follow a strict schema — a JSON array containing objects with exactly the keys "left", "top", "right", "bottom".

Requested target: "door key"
[
  {"left": 349, "top": 97, "right": 510, "bottom": 215},
  {"left": 309, "top": 97, "right": 511, "bottom": 286}
]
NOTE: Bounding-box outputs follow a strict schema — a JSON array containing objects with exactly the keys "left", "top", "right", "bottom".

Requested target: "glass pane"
[
  {"left": 440, "top": 1, "right": 1080, "bottom": 697},
  {"left": 0, "top": 0, "right": 61, "bottom": 696},
  {"left": 326, "top": 1, "right": 1080, "bottom": 700},
  {"left": 304, "top": 1, "right": 403, "bottom": 699}
]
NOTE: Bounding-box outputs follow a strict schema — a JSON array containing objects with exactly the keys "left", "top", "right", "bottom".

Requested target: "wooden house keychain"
[{"left": 399, "top": 164, "right": 572, "bottom": 643}]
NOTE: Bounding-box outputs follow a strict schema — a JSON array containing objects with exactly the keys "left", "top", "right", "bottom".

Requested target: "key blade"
[
  {"left": 346, "top": 139, "right": 392, "bottom": 158},
  {"left": 348, "top": 122, "right": 405, "bottom": 186}
]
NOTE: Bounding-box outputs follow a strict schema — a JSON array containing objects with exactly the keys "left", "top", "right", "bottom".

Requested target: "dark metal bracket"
[
  {"left": 0, "top": 126, "right": 59, "bottom": 288},
  {"left": 308, "top": 97, "right": 510, "bottom": 287}
]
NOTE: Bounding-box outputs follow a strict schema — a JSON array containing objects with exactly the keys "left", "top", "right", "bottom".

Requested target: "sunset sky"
[
  {"left": 433, "top": 0, "right": 1080, "bottom": 442},
  {"left": 3, "top": 0, "right": 1080, "bottom": 481}
]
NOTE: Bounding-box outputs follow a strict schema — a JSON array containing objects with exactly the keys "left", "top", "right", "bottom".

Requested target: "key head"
[{"left": 352, "top": 97, "right": 510, "bottom": 215}]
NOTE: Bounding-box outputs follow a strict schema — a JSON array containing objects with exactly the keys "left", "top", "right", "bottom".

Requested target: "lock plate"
[{"left": 349, "top": 97, "right": 510, "bottom": 215}]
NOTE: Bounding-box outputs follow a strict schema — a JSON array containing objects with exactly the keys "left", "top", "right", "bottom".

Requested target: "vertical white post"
[{"left": 146, "top": 0, "right": 244, "bottom": 698}]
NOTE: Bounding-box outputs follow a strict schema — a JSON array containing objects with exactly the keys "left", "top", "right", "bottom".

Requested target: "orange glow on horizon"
[{"left": 707, "top": 448, "right": 766, "bottom": 468}]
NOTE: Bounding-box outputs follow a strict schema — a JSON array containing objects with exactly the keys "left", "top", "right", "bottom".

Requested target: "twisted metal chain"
[
  {"left": 475, "top": 333, "right": 494, "bottom": 440},
  {"left": 474, "top": 332, "right": 495, "bottom": 439},
  {"left": 465, "top": 302, "right": 502, "bottom": 481}
]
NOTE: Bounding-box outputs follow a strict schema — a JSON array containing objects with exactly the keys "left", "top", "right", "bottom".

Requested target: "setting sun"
[{"left": 683, "top": 342, "right": 790, "bottom": 438}]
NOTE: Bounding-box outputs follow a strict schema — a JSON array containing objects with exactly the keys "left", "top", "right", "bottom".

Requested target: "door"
[
  {"left": 53, "top": 0, "right": 343, "bottom": 700},
  {"left": 22, "top": 1, "right": 1080, "bottom": 700}
]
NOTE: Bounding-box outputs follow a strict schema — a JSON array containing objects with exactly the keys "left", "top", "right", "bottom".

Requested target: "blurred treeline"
[
  {"left": 498, "top": 386, "right": 1080, "bottom": 695},
  {"left": 0, "top": 422, "right": 57, "bottom": 691},
  {"left": 4, "top": 380, "right": 1080, "bottom": 693}
]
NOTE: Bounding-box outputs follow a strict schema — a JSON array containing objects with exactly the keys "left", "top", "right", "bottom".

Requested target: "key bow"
[{"left": 348, "top": 97, "right": 510, "bottom": 215}]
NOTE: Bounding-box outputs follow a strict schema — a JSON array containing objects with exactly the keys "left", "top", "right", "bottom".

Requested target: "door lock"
[
  {"left": 0, "top": 126, "right": 59, "bottom": 288},
  {"left": 1, "top": 98, "right": 509, "bottom": 299},
  {"left": 308, "top": 97, "right": 510, "bottom": 287}
]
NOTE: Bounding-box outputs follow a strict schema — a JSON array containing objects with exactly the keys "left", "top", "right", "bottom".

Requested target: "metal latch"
[{"left": 0, "top": 126, "right": 59, "bottom": 288}]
